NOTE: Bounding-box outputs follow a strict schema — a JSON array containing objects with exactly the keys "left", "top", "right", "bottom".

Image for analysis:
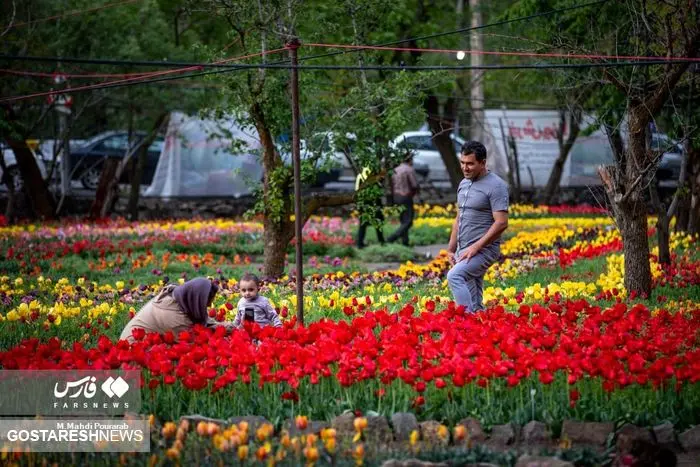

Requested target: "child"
[
  {"left": 120, "top": 277, "right": 236, "bottom": 343},
  {"left": 234, "top": 273, "right": 282, "bottom": 329}
]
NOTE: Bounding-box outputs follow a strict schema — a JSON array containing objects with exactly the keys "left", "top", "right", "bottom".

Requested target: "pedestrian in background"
[{"left": 387, "top": 151, "right": 419, "bottom": 246}]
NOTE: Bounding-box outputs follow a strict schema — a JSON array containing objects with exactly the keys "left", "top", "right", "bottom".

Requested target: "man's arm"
[
  {"left": 458, "top": 210, "right": 508, "bottom": 261},
  {"left": 448, "top": 212, "right": 459, "bottom": 254},
  {"left": 473, "top": 210, "right": 508, "bottom": 250},
  {"left": 409, "top": 169, "right": 420, "bottom": 196}
]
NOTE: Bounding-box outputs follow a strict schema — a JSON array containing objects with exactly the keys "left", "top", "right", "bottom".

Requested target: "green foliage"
[
  {"left": 357, "top": 243, "right": 417, "bottom": 263},
  {"left": 1, "top": 0, "right": 218, "bottom": 138}
]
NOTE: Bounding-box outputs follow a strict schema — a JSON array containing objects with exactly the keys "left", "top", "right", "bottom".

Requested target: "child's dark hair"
[{"left": 240, "top": 273, "right": 260, "bottom": 286}]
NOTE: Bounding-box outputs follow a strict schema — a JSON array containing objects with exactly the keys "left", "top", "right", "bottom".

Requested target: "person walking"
[
  {"left": 446, "top": 141, "right": 509, "bottom": 312},
  {"left": 387, "top": 152, "right": 419, "bottom": 246}
]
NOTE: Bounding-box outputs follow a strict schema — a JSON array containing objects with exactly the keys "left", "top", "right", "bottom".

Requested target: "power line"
[
  {"left": 0, "top": 68, "right": 157, "bottom": 79},
  {"left": 1, "top": 59, "right": 694, "bottom": 103},
  {"left": 0, "top": 54, "right": 263, "bottom": 69},
  {"left": 304, "top": 43, "right": 700, "bottom": 63},
  {"left": 294, "top": 0, "right": 612, "bottom": 63},
  {"left": 0, "top": 47, "right": 289, "bottom": 83},
  {"left": 0, "top": 0, "right": 650, "bottom": 103},
  {"left": 0, "top": 0, "right": 620, "bottom": 102},
  {"left": 4, "top": 42, "right": 696, "bottom": 74},
  {"left": 0, "top": 0, "right": 613, "bottom": 71},
  {"left": 0, "top": 48, "right": 288, "bottom": 103},
  {"left": 2, "top": 0, "right": 142, "bottom": 30}
]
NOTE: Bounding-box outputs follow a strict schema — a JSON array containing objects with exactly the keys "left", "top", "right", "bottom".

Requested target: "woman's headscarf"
[{"left": 172, "top": 278, "right": 217, "bottom": 324}]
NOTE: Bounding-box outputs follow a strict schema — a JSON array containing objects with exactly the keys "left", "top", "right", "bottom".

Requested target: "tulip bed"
[{"left": 0, "top": 204, "right": 699, "bottom": 463}]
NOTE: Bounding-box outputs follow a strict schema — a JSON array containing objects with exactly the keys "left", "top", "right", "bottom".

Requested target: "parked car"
[
  {"left": 391, "top": 131, "right": 465, "bottom": 182},
  {"left": 302, "top": 132, "right": 430, "bottom": 183},
  {"left": 651, "top": 133, "right": 684, "bottom": 189},
  {"left": 0, "top": 141, "right": 49, "bottom": 192},
  {"left": 68, "top": 131, "right": 164, "bottom": 190}
]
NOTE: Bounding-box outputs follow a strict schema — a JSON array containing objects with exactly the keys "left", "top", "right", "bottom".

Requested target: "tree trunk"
[
  {"left": 617, "top": 195, "right": 653, "bottom": 294},
  {"left": 691, "top": 191, "right": 700, "bottom": 235},
  {"left": 656, "top": 214, "right": 671, "bottom": 264},
  {"left": 687, "top": 147, "right": 700, "bottom": 234},
  {"left": 675, "top": 191, "right": 691, "bottom": 232},
  {"left": 424, "top": 95, "right": 462, "bottom": 189},
  {"left": 509, "top": 135, "right": 522, "bottom": 203},
  {"left": 618, "top": 109, "right": 653, "bottom": 295},
  {"left": 649, "top": 179, "right": 671, "bottom": 264},
  {"left": 599, "top": 115, "right": 653, "bottom": 296},
  {"left": 5, "top": 138, "right": 55, "bottom": 220},
  {"left": 250, "top": 100, "right": 295, "bottom": 278},
  {"left": 262, "top": 218, "right": 294, "bottom": 278},
  {"left": 127, "top": 144, "right": 147, "bottom": 221},
  {"left": 656, "top": 135, "right": 690, "bottom": 260},
  {"left": 542, "top": 110, "right": 581, "bottom": 205},
  {"left": 3, "top": 184, "right": 16, "bottom": 223},
  {"left": 89, "top": 157, "right": 119, "bottom": 219},
  {"left": 0, "top": 152, "right": 16, "bottom": 223},
  {"left": 127, "top": 113, "right": 169, "bottom": 220}
]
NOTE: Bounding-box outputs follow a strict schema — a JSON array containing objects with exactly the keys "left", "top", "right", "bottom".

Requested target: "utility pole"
[
  {"left": 57, "top": 106, "right": 71, "bottom": 198},
  {"left": 287, "top": 38, "right": 304, "bottom": 326},
  {"left": 469, "top": 0, "right": 484, "bottom": 143},
  {"left": 455, "top": 0, "right": 465, "bottom": 137}
]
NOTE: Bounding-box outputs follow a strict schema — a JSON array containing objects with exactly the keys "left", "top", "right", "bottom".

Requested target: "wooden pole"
[{"left": 287, "top": 38, "right": 304, "bottom": 326}]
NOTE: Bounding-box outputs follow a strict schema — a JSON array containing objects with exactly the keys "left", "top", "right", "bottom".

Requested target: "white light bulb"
[{"left": 456, "top": 51, "right": 466, "bottom": 60}]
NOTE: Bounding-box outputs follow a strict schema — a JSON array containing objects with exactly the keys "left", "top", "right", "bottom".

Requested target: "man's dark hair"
[
  {"left": 461, "top": 141, "right": 487, "bottom": 162},
  {"left": 240, "top": 272, "right": 260, "bottom": 286}
]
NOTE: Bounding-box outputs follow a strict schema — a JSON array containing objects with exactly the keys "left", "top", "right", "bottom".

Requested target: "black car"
[{"left": 69, "top": 131, "right": 164, "bottom": 190}]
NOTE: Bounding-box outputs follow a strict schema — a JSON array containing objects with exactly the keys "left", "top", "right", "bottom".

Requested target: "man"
[
  {"left": 387, "top": 151, "right": 419, "bottom": 245},
  {"left": 446, "top": 141, "right": 509, "bottom": 312}
]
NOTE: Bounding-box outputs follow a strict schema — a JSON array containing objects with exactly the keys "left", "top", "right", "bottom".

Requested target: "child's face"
[{"left": 239, "top": 280, "right": 259, "bottom": 300}]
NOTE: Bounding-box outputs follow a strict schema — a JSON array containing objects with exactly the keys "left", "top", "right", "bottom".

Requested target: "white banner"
[{"left": 483, "top": 110, "right": 614, "bottom": 188}]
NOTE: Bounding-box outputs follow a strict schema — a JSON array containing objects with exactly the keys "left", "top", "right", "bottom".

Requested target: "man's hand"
[
  {"left": 447, "top": 251, "right": 456, "bottom": 265},
  {"left": 459, "top": 244, "right": 481, "bottom": 262}
]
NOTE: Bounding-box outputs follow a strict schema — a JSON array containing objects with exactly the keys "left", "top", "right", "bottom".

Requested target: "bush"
[{"left": 357, "top": 243, "right": 417, "bottom": 263}]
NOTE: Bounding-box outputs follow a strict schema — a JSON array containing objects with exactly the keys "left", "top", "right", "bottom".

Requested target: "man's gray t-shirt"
[{"left": 456, "top": 172, "right": 509, "bottom": 255}]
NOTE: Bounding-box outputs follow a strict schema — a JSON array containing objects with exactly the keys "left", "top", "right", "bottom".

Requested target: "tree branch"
[
  {"left": 302, "top": 191, "right": 355, "bottom": 224},
  {"left": 601, "top": 68, "right": 629, "bottom": 94},
  {"left": 1, "top": 0, "right": 16, "bottom": 37},
  {"left": 645, "top": 30, "right": 700, "bottom": 116},
  {"left": 556, "top": 109, "right": 565, "bottom": 150}
]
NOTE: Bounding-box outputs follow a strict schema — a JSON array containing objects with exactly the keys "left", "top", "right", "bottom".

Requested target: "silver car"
[
  {"left": 391, "top": 131, "right": 465, "bottom": 183},
  {"left": 0, "top": 145, "right": 49, "bottom": 192}
]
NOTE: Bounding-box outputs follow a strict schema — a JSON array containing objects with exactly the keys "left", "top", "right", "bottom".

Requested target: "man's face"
[{"left": 459, "top": 153, "right": 486, "bottom": 180}]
